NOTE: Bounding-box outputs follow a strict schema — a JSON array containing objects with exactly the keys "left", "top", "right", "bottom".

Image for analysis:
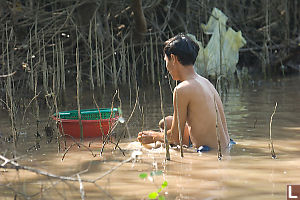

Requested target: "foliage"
[
  {"left": 139, "top": 170, "right": 168, "bottom": 200},
  {"left": 189, "top": 8, "right": 246, "bottom": 78}
]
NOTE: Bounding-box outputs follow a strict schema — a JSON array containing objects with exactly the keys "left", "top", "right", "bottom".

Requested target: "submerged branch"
[
  {"left": 77, "top": 174, "right": 85, "bottom": 200},
  {"left": 0, "top": 154, "right": 134, "bottom": 184},
  {"left": 0, "top": 154, "right": 118, "bottom": 199},
  {"left": 0, "top": 154, "right": 90, "bottom": 183}
]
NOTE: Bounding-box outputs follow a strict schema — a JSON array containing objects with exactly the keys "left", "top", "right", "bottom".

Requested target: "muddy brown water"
[{"left": 0, "top": 75, "right": 300, "bottom": 200}]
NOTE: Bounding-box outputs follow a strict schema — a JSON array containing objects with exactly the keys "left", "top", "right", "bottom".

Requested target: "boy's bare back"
[{"left": 176, "top": 74, "right": 229, "bottom": 149}]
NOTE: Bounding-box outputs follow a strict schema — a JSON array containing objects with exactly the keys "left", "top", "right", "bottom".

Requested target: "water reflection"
[{"left": 0, "top": 75, "right": 300, "bottom": 199}]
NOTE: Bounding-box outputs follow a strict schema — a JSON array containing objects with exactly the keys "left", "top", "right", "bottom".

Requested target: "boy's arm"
[
  {"left": 137, "top": 130, "right": 164, "bottom": 144},
  {"left": 137, "top": 86, "right": 189, "bottom": 145}
]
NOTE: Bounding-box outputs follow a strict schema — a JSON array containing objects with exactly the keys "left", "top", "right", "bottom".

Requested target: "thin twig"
[
  {"left": 140, "top": 106, "right": 144, "bottom": 143},
  {"left": 114, "top": 87, "right": 139, "bottom": 150},
  {"left": 88, "top": 95, "right": 125, "bottom": 156},
  {"left": 77, "top": 174, "right": 85, "bottom": 200},
  {"left": 253, "top": 118, "right": 258, "bottom": 128},
  {"left": 21, "top": 91, "right": 41, "bottom": 124},
  {"left": 214, "top": 96, "right": 222, "bottom": 160},
  {"left": 88, "top": 94, "right": 105, "bottom": 147},
  {"left": 100, "top": 90, "right": 119, "bottom": 156},
  {"left": 159, "top": 81, "right": 170, "bottom": 160},
  {"left": 110, "top": 141, "right": 126, "bottom": 156},
  {"left": 0, "top": 71, "right": 16, "bottom": 78},
  {"left": 116, "top": 88, "right": 129, "bottom": 138},
  {"left": 61, "top": 143, "right": 78, "bottom": 161},
  {"left": 269, "top": 102, "right": 277, "bottom": 159},
  {"left": 175, "top": 88, "right": 183, "bottom": 158},
  {"left": 107, "top": 90, "right": 118, "bottom": 134},
  {"left": 100, "top": 121, "right": 119, "bottom": 156},
  {"left": 61, "top": 134, "right": 97, "bottom": 161},
  {"left": 75, "top": 26, "right": 84, "bottom": 142}
]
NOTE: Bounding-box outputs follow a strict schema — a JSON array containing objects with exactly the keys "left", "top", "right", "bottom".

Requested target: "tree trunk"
[{"left": 131, "top": 0, "right": 147, "bottom": 42}]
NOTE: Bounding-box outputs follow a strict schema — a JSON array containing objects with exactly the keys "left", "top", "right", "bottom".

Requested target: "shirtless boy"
[{"left": 137, "top": 34, "right": 230, "bottom": 149}]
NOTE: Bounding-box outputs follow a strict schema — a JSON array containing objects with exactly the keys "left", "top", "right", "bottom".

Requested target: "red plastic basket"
[{"left": 52, "top": 108, "right": 119, "bottom": 138}]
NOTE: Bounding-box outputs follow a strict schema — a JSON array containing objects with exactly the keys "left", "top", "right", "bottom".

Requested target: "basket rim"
[
  {"left": 52, "top": 116, "right": 119, "bottom": 122},
  {"left": 52, "top": 108, "right": 118, "bottom": 117}
]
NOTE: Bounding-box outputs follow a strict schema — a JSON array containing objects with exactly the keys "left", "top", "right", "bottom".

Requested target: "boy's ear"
[{"left": 170, "top": 54, "right": 177, "bottom": 65}]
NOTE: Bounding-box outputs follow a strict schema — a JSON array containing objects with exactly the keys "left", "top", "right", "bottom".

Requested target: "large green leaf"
[
  {"left": 158, "top": 196, "right": 166, "bottom": 200},
  {"left": 161, "top": 181, "right": 168, "bottom": 189},
  {"left": 148, "top": 192, "right": 158, "bottom": 199},
  {"left": 139, "top": 173, "right": 148, "bottom": 179}
]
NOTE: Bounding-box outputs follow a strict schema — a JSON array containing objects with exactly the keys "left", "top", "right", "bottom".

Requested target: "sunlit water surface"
[{"left": 1, "top": 75, "right": 300, "bottom": 200}]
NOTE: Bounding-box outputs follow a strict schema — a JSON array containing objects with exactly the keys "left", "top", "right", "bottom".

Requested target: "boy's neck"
[{"left": 179, "top": 65, "right": 197, "bottom": 81}]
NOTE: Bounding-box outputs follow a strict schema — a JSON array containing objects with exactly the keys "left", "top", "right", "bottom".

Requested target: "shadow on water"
[{"left": 1, "top": 75, "right": 300, "bottom": 199}]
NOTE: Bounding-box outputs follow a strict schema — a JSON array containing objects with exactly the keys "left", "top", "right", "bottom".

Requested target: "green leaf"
[
  {"left": 148, "top": 192, "right": 158, "bottom": 199},
  {"left": 139, "top": 173, "right": 148, "bottom": 179},
  {"left": 150, "top": 170, "right": 163, "bottom": 176},
  {"left": 161, "top": 181, "right": 168, "bottom": 189},
  {"left": 157, "top": 188, "right": 162, "bottom": 193},
  {"left": 158, "top": 195, "right": 166, "bottom": 200}
]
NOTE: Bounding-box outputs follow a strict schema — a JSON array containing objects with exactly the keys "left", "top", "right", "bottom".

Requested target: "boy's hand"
[{"left": 137, "top": 131, "right": 160, "bottom": 144}]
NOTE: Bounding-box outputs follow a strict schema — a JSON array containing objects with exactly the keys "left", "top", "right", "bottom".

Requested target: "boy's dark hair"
[{"left": 163, "top": 33, "right": 199, "bottom": 66}]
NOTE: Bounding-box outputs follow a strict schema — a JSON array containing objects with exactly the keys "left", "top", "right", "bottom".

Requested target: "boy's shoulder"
[
  {"left": 176, "top": 79, "right": 201, "bottom": 97},
  {"left": 176, "top": 81, "right": 193, "bottom": 94},
  {"left": 177, "top": 80, "right": 190, "bottom": 88},
  {"left": 176, "top": 76, "right": 205, "bottom": 90}
]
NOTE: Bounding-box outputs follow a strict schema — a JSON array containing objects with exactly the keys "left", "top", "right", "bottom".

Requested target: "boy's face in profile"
[{"left": 164, "top": 54, "right": 179, "bottom": 80}]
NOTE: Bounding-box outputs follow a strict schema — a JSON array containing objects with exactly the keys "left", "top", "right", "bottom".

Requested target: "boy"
[{"left": 137, "top": 34, "right": 230, "bottom": 149}]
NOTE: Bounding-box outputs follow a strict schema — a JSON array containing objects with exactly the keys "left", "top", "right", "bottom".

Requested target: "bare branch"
[
  {"left": 0, "top": 154, "right": 133, "bottom": 184},
  {"left": 269, "top": 102, "right": 277, "bottom": 159},
  {"left": 77, "top": 174, "right": 85, "bottom": 200},
  {"left": 0, "top": 71, "right": 16, "bottom": 78}
]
